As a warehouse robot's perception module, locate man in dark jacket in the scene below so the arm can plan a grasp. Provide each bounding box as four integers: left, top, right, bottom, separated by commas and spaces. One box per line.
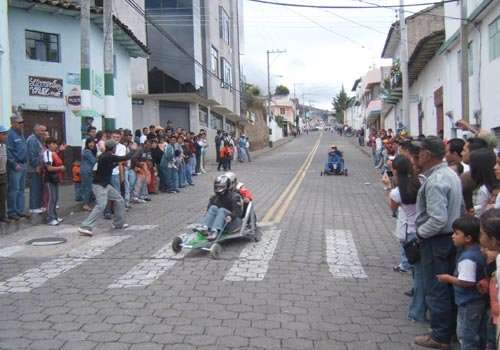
197, 175, 242, 240
78, 139, 138, 236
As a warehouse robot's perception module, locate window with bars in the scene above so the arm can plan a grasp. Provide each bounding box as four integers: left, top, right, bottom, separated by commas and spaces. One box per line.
490, 16, 500, 61
25, 30, 60, 62
219, 6, 230, 46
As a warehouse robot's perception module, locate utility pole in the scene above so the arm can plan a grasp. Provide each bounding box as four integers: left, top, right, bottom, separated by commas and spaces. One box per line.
103, 0, 115, 128
266, 49, 286, 122
80, 0, 91, 111
266, 49, 286, 147
399, 0, 410, 131
0, 0, 12, 124
460, 0, 469, 123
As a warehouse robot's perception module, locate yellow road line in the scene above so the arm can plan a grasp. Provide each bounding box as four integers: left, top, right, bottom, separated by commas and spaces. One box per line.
273, 136, 321, 223
261, 134, 322, 223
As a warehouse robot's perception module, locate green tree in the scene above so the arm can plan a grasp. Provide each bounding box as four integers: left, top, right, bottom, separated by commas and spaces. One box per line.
274, 85, 290, 96
332, 85, 349, 124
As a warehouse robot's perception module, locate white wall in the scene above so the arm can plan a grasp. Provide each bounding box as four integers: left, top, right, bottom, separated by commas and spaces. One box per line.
8, 8, 134, 146
443, 2, 500, 135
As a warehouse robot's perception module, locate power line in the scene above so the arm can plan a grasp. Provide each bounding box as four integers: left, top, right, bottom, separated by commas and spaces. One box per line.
357, 0, 464, 21
247, 0, 458, 9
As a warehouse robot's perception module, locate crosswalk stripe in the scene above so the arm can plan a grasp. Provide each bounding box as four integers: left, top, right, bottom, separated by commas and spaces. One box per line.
0, 236, 129, 294
325, 229, 367, 279
108, 241, 187, 289
0, 245, 25, 258
224, 225, 281, 282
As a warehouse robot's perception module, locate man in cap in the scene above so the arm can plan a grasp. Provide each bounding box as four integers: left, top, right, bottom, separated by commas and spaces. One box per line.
78, 139, 139, 236
26, 124, 47, 214
0, 126, 9, 222
413, 136, 463, 349
6, 115, 29, 220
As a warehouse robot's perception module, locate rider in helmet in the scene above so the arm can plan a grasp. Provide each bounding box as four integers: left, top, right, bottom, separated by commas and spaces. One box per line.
324, 145, 344, 173
196, 175, 242, 240
224, 171, 237, 192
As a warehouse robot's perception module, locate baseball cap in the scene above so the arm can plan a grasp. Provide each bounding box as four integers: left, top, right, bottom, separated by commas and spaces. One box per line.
10, 115, 24, 123
412, 136, 445, 159
105, 139, 117, 149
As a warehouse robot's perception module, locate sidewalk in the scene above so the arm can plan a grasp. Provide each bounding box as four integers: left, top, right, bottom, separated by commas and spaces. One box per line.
0, 136, 296, 235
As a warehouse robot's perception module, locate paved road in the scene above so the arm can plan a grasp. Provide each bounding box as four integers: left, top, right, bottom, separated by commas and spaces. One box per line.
0, 132, 433, 349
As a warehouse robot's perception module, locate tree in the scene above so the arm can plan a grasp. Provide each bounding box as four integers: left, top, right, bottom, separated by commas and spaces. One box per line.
274, 85, 290, 96
332, 85, 349, 124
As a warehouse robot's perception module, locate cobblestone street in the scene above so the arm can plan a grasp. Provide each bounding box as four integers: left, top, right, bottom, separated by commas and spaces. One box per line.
0, 133, 434, 349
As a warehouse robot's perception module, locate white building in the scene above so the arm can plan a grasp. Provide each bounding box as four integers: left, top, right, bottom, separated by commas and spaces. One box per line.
381, 4, 447, 137
6, 0, 148, 147
439, 0, 500, 140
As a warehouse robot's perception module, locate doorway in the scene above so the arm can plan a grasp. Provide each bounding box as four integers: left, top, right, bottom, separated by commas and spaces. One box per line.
22, 110, 65, 143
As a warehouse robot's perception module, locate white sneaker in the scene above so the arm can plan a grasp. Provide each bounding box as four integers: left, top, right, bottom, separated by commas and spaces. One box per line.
57, 218, 63, 223
194, 225, 208, 233
78, 227, 93, 236
48, 220, 59, 226
29, 209, 43, 214
137, 199, 146, 203
40, 207, 47, 212
56, 205, 59, 209
112, 223, 129, 229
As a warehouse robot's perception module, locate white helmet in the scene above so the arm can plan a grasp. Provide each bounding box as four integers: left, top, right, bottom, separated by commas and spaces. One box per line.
224, 171, 237, 191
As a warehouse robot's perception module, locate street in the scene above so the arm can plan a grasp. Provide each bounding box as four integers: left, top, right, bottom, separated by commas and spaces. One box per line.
0, 132, 429, 350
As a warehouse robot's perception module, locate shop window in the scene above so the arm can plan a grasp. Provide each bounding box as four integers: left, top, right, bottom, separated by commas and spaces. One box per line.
490, 16, 500, 61
219, 6, 230, 46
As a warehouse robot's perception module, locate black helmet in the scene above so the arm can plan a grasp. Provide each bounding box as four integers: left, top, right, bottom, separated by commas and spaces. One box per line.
214, 175, 230, 196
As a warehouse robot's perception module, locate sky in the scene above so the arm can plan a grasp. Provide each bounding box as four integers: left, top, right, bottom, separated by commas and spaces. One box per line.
241, 0, 429, 110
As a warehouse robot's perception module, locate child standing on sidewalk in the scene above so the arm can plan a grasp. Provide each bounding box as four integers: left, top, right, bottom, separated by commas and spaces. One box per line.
72, 160, 82, 202
437, 216, 487, 349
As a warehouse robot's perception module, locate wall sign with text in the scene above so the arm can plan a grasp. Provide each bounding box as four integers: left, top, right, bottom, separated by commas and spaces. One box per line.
28, 76, 63, 98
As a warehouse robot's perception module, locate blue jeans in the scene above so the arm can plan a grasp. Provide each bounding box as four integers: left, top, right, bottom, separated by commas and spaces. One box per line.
157, 165, 166, 191
457, 298, 487, 350
104, 174, 120, 217
185, 161, 193, 185
7, 165, 26, 216
399, 231, 415, 271
27, 171, 42, 209
409, 259, 428, 323
164, 166, 178, 191
81, 171, 93, 206
178, 162, 186, 187
202, 205, 241, 232
420, 234, 456, 343
74, 182, 83, 201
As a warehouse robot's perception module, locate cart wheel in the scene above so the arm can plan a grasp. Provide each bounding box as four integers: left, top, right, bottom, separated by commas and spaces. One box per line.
172, 236, 183, 253
253, 227, 262, 242
209, 243, 222, 259
320, 170, 323, 176
345, 169, 348, 176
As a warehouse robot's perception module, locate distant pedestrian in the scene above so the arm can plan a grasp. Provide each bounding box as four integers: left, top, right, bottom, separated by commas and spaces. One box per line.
43, 138, 65, 226
6, 115, 29, 220
78, 139, 139, 236
26, 124, 47, 214
215, 130, 222, 163
81, 138, 97, 211
245, 137, 251, 162
0, 126, 9, 223
72, 160, 82, 202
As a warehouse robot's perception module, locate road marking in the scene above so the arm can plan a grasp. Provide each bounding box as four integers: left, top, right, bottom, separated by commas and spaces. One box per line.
325, 229, 367, 279
108, 240, 187, 289
0, 236, 129, 294
273, 136, 322, 223
0, 245, 25, 258
262, 133, 323, 223
224, 226, 281, 282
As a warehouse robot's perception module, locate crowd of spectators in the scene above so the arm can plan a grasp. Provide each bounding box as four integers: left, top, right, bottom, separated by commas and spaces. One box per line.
372, 120, 500, 349
0, 115, 252, 228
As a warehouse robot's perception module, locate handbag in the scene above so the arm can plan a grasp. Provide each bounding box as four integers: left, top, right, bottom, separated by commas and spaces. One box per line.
403, 238, 420, 264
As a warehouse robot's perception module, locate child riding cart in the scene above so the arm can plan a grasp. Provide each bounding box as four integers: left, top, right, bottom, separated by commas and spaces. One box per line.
172, 173, 258, 259
321, 145, 348, 176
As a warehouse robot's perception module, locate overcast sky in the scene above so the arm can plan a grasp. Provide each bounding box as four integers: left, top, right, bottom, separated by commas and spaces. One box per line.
241, 0, 429, 110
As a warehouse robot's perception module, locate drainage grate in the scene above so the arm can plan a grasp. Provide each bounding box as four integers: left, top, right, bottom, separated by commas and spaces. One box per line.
25, 237, 67, 246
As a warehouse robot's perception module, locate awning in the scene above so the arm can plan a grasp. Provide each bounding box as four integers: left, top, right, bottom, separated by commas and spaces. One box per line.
408, 30, 445, 86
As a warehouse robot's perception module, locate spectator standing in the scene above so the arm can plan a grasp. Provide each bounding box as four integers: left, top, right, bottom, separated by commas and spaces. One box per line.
182, 139, 194, 186
215, 130, 222, 163
43, 138, 65, 226
0, 126, 9, 223
72, 160, 82, 202
238, 134, 247, 162
436, 216, 486, 350
244, 137, 251, 162
81, 138, 97, 211
81, 117, 93, 140
413, 136, 463, 349
469, 148, 498, 217
26, 124, 46, 214
461, 138, 488, 214
78, 139, 138, 236
6, 115, 29, 220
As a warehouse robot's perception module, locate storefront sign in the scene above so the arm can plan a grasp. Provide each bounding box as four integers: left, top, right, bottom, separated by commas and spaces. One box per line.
132, 99, 144, 105
67, 73, 81, 85
93, 71, 103, 98
28, 76, 63, 98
